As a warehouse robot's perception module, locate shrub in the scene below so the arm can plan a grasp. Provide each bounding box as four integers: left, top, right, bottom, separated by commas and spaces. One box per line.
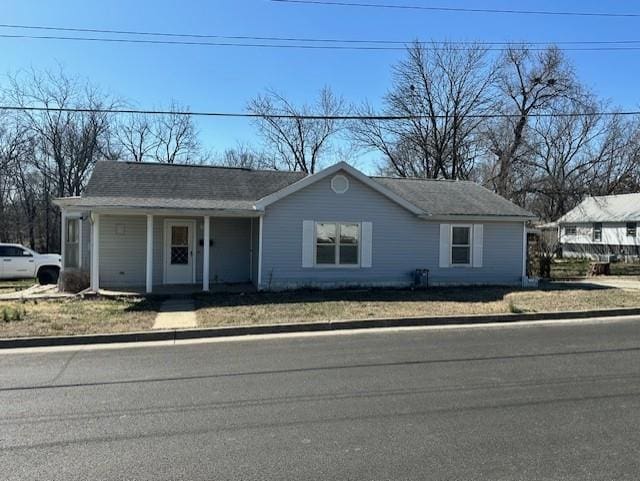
1, 305, 26, 323
508, 299, 525, 314
58, 270, 90, 293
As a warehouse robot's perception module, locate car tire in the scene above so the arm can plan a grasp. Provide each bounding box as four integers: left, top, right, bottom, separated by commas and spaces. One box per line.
37, 267, 59, 285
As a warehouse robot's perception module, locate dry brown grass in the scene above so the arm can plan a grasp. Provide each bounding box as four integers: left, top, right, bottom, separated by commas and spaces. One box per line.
0, 297, 160, 338
0, 278, 37, 294
194, 285, 640, 327
507, 288, 640, 313
2, 285, 638, 339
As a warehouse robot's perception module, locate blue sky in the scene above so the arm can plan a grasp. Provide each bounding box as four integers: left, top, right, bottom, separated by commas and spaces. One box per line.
2, 0, 640, 171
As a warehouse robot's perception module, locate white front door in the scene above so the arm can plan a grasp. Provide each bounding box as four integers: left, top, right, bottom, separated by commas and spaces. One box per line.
164, 220, 195, 284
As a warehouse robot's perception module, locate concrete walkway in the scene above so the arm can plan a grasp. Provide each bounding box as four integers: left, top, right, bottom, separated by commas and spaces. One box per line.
0, 284, 74, 301
571, 277, 640, 291
152, 299, 197, 329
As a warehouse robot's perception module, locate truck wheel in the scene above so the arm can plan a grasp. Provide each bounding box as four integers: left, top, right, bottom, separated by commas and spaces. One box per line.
37, 267, 59, 285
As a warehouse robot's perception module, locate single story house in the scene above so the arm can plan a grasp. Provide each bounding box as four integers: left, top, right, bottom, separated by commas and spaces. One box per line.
53, 161, 536, 293
557, 193, 640, 260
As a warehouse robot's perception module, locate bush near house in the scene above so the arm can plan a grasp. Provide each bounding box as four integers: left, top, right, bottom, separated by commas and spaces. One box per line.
58, 270, 90, 293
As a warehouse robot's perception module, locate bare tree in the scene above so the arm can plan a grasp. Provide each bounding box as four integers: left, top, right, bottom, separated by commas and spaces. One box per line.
217, 142, 273, 169
5, 68, 118, 197
483, 45, 578, 197
524, 97, 606, 220
351, 41, 496, 179
2, 68, 118, 250
587, 113, 640, 196
0, 113, 30, 242
248, 87, 345, 173
116, 113, 156, 162
152, 101, 200, 164
115, 101, 201, 164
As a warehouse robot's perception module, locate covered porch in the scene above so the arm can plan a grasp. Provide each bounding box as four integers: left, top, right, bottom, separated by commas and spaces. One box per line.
59, 207, 263, 294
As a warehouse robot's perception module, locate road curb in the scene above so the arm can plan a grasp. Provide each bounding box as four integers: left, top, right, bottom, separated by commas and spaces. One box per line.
2, 307, 640, 349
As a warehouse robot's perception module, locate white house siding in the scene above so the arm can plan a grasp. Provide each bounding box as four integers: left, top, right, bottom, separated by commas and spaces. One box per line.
560, 222, 640, 259
260, 171, 524, 290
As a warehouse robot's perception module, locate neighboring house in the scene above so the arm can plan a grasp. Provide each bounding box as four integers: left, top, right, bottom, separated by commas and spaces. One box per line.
53, 161, 535, 293
557, 193, 640, 260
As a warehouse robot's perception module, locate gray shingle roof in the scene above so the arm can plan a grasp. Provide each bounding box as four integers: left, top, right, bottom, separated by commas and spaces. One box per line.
373, 177, 535, 218
85, 161, 305, 202
557, 193, 640, 223
78, 161, 534, 218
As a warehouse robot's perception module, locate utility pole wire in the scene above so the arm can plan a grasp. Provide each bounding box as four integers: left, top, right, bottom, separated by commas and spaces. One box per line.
271, 0, 640, 18
4, 33, 640, 52
2, 23, 640, 46
1, 105, 640, 120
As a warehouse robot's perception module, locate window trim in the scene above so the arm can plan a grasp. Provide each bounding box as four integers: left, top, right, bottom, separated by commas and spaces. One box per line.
626, 222, 637, 237
314, 221, 361, 268
450, 224, 472, 267
564, 225, 577, 236
592, 222, 603, 242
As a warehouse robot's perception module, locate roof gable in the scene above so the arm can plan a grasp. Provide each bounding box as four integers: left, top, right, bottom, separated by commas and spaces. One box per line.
254, 162, 424, 215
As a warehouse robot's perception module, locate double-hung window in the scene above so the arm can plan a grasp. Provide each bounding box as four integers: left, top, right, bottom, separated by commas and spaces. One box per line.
315, 223, 359, 266
565, 225, 577, 236
65, 218, 80, 268
593, 223, 602, 242
451, 225, 471, 266
627, 222, 637, 237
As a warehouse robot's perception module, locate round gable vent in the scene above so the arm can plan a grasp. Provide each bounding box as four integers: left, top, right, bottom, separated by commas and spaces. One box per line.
331, 174, 349, 194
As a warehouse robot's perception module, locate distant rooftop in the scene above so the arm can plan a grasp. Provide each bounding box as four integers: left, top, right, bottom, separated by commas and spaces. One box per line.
557, 193, 640, 223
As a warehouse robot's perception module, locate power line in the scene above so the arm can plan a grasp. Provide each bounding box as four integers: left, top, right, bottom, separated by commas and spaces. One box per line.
271, 0, 640, 18
2, 23, 640, 46
5, 33, 640, 52
1, 105, 639, 120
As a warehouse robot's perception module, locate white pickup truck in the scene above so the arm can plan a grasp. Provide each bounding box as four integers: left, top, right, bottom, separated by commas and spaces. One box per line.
0, 243, 62, 284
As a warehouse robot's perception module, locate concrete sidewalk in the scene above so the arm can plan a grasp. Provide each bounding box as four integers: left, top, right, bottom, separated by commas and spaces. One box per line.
570, 277, 640, 291
152, 299, 197, 329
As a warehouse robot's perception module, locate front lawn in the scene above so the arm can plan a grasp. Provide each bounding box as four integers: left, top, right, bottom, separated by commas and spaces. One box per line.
0, 297, 161, 338
2, 285, 639, 339
194, 285, 640, 327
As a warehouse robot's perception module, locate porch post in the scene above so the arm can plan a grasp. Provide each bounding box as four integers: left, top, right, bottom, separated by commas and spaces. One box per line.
521, 221, 527, 287
146, 214, 153, 294
90, 213, 100, 292
60, 209, 67, 272
203, 215, 210, 291
257, 215, 263, 290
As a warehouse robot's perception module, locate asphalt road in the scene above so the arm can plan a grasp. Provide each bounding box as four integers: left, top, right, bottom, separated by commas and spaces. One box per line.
2, 318, 640, 480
